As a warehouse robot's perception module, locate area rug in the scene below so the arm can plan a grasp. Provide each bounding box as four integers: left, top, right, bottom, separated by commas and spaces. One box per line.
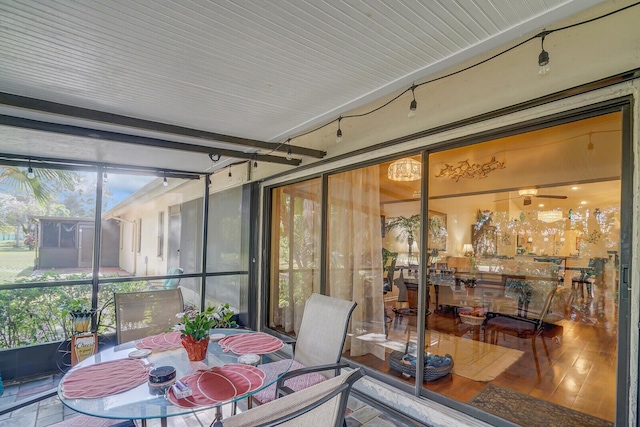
423, 331, 523, 382
356, 331, 523, 382
469, 384, 613, 427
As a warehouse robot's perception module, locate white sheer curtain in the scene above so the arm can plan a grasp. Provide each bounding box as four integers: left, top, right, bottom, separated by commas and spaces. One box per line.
328, 165, 385, 360
270, 181, 322, 335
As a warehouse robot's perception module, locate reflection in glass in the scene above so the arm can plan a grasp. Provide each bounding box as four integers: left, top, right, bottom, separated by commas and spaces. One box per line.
101, 174, 202, 276
423, 113, 620, 423
207, 186, 249, 273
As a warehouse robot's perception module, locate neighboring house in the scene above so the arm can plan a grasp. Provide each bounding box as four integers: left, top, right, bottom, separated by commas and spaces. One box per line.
29, 216, 119, 270
102, 177, 207, 307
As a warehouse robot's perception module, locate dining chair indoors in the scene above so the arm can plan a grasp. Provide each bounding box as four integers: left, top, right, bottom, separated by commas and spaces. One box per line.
114, 288, 184, 344
213, 368, 365, 427
484, 286, 558, 379
252, 293, 357, 405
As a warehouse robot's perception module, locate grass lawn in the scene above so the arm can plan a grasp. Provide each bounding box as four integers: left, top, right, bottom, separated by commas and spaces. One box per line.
0, 240, 36, 284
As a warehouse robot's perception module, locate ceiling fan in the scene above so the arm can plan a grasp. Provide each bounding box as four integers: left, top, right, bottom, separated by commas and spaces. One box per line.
495, 189, 568, 206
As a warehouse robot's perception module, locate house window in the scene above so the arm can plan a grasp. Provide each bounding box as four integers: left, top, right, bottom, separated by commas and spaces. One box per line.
157, 211, 164, 258
41, 221, 76, 248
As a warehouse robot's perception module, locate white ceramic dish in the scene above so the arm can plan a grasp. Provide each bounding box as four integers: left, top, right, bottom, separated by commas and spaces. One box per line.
238, 353, 260, 365
128, 349, 152, 359
209, 333, 226, 342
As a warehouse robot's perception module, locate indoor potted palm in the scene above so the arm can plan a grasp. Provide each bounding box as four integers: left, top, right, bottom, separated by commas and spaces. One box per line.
386, 215, 420, 265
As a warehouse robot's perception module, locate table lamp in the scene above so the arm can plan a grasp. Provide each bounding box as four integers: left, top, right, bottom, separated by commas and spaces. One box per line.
463, 244, 474, 256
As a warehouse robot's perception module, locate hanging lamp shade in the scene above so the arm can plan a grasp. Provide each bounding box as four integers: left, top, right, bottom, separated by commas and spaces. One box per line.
388, 158, 421, 181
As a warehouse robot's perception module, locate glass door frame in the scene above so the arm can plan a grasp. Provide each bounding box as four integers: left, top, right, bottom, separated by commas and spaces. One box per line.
417, 98, 634, 427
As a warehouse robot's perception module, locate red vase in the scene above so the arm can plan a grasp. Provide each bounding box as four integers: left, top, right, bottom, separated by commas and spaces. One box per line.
181, 335, 209, 361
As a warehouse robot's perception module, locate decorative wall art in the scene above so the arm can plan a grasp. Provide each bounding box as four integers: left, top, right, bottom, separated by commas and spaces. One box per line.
428, 211, 447, 251
435, 156, 505, 182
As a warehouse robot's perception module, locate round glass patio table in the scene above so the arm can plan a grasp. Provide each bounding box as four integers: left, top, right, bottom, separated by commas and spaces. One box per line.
58, 328, 293, 424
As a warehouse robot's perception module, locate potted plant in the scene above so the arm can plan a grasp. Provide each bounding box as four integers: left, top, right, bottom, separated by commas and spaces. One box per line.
59, 299, 94, 334
174, 303, 236, 361
386, 215, 420, 265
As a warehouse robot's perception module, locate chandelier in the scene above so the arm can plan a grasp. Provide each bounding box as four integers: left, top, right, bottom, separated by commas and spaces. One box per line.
388, 158, 421, 181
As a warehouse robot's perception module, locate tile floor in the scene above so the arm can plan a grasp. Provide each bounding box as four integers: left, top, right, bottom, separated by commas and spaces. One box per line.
0, 373, 415, 427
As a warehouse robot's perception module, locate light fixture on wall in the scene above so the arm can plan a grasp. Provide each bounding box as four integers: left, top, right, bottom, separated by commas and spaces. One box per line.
587, 132, 594, 156
286, 139, 293, 161
387, 157, 421, 181
26, 160, 35, 179
408, 84, 417, 118
336, 117, 343, 143
538, 31, 550, 76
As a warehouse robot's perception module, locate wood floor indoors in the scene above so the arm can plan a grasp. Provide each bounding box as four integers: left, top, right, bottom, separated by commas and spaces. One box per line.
346, 294, 617, 424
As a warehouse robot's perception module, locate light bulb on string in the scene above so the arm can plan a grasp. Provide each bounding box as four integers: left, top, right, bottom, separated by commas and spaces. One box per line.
586, 132, 595, 157
286, 139, 292, 161
408, 85, 417, 118
336, 117, 343, 143
253, 155, 258, 170
538, 32, 550, 76
26, 160, 35, 179
163, 173, 168, 187
103, 172, 108, 183
227, 166, 232, 183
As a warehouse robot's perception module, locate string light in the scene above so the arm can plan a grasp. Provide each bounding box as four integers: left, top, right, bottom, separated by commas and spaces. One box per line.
276, 3, 636, 153
408, 85, 417, 118
286, 139, 292, 161
538, 31, 550, 76
227, 165, 232, 182
103, 172, 108, 183
26, 160, 35, 179
253, 154, 258, 169
163, 172, 168, 187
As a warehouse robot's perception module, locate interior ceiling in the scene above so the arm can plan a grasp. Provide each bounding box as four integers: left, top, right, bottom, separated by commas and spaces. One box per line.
0, 0, 607, 175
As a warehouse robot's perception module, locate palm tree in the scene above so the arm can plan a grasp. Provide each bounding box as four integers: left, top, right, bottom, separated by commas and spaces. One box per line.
0, 165, 77, 246
0, 165, 75, 205
386, 215, 420, 262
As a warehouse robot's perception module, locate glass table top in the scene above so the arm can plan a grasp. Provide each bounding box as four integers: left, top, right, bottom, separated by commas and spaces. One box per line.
58, 329, 294, 421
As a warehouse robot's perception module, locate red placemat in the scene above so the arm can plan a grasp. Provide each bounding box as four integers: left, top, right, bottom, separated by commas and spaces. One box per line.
61, 359, 152, 399
167, 364, 266, 408
135, 331, 182, 350
218, 332, 283, 354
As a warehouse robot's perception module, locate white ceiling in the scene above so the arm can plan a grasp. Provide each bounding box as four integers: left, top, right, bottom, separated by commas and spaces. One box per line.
0, 0, 607, 175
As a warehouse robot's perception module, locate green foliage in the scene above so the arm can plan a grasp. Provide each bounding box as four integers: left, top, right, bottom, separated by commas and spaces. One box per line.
386, 215, 420, 243
176, 303, 236, 341
0, 273, 146, 349
58, 298, 92, 316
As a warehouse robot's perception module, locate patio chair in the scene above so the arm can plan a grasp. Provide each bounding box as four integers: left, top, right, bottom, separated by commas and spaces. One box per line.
162, 266, 184, 290
213, 368, 365, 427
252, 293, 357, 405
114, 288, 184, 344
147, 266, 184, 290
